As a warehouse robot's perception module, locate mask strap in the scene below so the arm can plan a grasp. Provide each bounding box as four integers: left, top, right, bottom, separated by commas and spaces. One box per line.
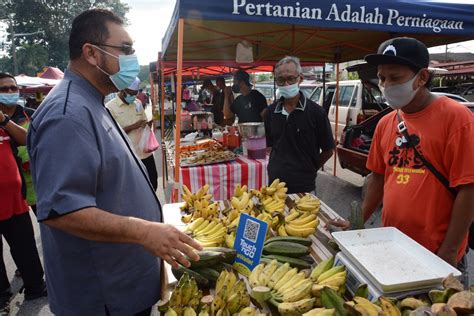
91, 45, 119, 60
96, 65, 111, 77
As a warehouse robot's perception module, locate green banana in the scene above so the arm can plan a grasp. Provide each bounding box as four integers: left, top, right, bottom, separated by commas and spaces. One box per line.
310, 256, 335, 281
320, 287, 348, 316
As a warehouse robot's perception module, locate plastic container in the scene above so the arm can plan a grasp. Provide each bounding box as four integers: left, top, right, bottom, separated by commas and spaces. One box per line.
332, 227, 461, 293
247, 136, 266, 159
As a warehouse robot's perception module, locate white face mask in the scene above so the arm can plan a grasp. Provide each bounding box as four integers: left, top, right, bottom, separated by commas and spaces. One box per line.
379, 73, 420, 110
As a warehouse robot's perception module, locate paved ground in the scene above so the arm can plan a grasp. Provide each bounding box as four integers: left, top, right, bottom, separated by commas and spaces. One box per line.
4, 146, 470, 315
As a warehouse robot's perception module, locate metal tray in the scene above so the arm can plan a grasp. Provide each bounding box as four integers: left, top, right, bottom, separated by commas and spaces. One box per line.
332, 227, 461, 293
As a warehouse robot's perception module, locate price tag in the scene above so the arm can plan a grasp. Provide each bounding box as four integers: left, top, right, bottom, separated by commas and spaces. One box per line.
232, 213, 268, 277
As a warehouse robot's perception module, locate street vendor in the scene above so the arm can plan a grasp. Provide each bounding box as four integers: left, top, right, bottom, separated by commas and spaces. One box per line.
333, 37, 474, 272
106, 77, 158, 191
27, 9, 201, 316
213, 76, 234, 126
265, 56, 335, 194
225, 69, 267, 123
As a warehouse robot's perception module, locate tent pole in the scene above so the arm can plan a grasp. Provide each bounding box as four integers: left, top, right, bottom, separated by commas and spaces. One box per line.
173, 18, 184, 202
333, 62, 340, 177
159, 53, 167, 191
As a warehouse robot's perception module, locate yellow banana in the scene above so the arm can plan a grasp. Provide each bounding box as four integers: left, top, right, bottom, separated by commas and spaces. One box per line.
195, 220, 218, 236
189, 219, 208, 233
268, 262, 290, 288
274, 267, 298, 291
289, 214, 317, 225
303, 308, 336, 316
282, 279, 312, 302
379, 297, 401, 316
316, 265, 345, 283
249, 263, 265, 288
285, 224, 316, 237
286, 208, 301, 222
278, 224, 288, 236
278, 271, 306, 294
278, 298, 316, 315
258, 259, 279, 287
225, 232, 235, 248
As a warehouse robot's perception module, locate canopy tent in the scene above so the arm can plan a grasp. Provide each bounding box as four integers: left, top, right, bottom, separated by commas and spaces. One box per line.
159, 0, 474, 197
39, 66, 64, 80
15, 74, 60, 94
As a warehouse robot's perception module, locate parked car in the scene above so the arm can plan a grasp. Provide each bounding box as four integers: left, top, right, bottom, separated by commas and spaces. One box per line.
308, 63, 387, 139
432, 92, 468, 103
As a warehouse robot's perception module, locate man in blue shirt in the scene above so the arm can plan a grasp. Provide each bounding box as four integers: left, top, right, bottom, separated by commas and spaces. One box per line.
27, 9, 201, 316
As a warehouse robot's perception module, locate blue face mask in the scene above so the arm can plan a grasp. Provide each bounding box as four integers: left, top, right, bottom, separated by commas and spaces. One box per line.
124, 93, 136, 104
94, 46, 140, 91
0, 92, 19, 106
278, 83, 300, 99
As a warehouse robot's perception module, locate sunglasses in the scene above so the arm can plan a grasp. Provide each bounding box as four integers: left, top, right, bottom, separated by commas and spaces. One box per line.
0, 86, 19, 93
91, 43, 135, 55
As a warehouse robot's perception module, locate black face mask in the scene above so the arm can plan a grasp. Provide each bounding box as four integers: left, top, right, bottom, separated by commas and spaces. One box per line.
232, 83, 241, 94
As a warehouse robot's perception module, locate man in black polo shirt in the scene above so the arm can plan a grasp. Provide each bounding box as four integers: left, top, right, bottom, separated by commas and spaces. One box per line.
265, 56, 335, 194
225, 69, 267, 123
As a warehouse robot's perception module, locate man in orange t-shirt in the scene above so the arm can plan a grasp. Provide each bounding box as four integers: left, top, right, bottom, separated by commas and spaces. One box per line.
361, 37, 474, 268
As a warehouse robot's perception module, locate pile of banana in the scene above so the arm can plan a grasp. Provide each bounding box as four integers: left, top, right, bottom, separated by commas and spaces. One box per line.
260, 236, 313, 270
276, 208, 320, 238
201, 268, 260, 316
160, 272, 203, 316
230, 185, 254, 213
255, 179, 288, 213
295, 194, 321, 213
185, 219, 227, 247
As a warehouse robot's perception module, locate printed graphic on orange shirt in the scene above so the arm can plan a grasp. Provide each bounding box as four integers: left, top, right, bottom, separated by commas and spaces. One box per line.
389, 132, 426, 184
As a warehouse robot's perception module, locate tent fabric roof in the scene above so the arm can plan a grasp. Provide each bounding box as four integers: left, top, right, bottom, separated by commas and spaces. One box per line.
39, 67, 64, 80
162, 0, 473, 64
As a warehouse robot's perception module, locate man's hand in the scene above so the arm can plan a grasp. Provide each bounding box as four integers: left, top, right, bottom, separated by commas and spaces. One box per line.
124, 120, 147, 133
141, 222, 203, 269
326, 218, 351, 231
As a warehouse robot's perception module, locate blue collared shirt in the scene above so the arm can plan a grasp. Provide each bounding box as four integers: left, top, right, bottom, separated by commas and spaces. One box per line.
27, 69, 162, 315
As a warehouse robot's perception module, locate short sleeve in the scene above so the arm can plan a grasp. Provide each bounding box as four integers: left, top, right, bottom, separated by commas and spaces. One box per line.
264, 106, 273, 147
28, 117, 100, 221
445, 120, 474, 187
367, 120, 386, 175
230, 98, 238, 114
257, 92, 268, 113
316, 108, 335, 152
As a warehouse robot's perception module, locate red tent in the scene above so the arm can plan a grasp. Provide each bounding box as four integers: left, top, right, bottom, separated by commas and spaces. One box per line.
39, 67, 64, 80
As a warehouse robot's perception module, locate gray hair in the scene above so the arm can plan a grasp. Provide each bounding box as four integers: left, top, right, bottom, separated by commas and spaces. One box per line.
275, 56, 302, 75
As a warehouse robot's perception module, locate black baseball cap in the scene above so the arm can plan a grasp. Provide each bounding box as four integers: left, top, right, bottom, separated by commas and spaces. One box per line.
365, 37, 429, 71
234, 69, 251, 86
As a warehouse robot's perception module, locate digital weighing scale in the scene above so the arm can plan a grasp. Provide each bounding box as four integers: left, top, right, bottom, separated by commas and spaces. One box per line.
335, 252, 442, 301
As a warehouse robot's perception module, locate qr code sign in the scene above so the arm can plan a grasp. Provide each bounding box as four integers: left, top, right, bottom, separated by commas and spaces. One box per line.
243, 219, 260, 243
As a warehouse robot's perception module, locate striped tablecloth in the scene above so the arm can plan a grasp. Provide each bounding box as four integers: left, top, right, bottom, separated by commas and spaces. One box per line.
178, 155, 268, 201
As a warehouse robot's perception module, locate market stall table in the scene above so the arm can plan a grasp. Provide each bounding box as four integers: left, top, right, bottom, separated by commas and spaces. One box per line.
164, 141, 268, 202
161, 193, 343, 292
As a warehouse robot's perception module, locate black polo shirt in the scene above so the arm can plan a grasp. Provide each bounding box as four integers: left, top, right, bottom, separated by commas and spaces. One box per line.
231, 90, 267, 123
265, 92, 335, 193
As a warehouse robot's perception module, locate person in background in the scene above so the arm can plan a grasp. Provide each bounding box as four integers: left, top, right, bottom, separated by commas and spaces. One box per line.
265, 56, 335, 194
198, 79, 218, 106
332, 37, 474, 278
0, 73, 36, 212
213, 76, 234, 126
107, 77, 158, 191
28, 9, 201, 315
137, 88, 149, 106
226, 69, 267, 123
0, 109, 46, 314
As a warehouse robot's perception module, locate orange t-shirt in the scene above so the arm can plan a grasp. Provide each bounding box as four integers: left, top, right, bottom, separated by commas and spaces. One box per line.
367, 96, 474, 262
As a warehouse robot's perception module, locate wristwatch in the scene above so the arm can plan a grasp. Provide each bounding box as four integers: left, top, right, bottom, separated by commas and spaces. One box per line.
0, 115, 10, 127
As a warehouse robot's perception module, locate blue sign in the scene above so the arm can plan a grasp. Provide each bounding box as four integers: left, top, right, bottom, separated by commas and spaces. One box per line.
233, 213, 268, 277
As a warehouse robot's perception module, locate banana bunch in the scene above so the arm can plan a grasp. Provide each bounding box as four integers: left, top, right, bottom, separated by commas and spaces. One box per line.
295, 194, 321, 214
164, 272, 203, 316
277, 208, 319, 238
204, 269, 253, 316
182, 199, 221, 224
311, 264, 347, 295
234, 184, 248, 198
249, 260, 315, 315
181, 184, 212, 212
185, 218, 227, 247
261, 179, 288, 199
230, 191, 254, 214
345, 297, 385, 316
225, 231, 236, 248
303, 308, 335, 316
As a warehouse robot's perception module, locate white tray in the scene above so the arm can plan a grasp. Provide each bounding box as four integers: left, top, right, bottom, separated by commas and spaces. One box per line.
332, 227, 461, 293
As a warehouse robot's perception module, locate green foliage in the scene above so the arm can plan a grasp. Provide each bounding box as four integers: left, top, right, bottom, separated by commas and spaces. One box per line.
138, 64, 150, 88
347, 71, 359, 80
1, 0, 129, 74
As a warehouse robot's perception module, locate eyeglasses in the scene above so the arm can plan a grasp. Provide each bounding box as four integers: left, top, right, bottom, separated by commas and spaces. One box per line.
275, 76, 300, 86
91, 43, 135, 55
0, 85, 19, 93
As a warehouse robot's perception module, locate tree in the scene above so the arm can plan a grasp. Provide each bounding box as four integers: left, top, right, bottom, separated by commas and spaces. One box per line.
16, 44, 49, 76
138, 65, 150, 88
0, 0, 129, 73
